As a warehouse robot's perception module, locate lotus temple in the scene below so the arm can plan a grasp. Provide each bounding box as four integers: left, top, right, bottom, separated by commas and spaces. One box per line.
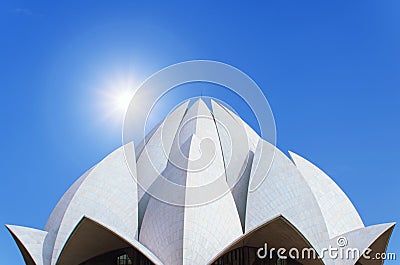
6, 99, 394, 265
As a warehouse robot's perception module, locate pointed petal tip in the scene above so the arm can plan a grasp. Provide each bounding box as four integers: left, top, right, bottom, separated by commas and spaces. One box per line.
186, 97, 212, 117
177, 99, 191, 110
179, 133, 201, 149
210, 99, 236, 114
287, 150, 302, 164
210, 98, 221, 108
5, 224, 23, 232
287, 150, 300, 158
379, 222, 396, 230
125, 141, 135, 148
210, 99, 229, 114
196, 97, 209, 109
4, 224, 14, 233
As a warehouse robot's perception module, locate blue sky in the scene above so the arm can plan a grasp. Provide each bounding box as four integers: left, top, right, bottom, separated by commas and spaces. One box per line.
0, 1, 399, 264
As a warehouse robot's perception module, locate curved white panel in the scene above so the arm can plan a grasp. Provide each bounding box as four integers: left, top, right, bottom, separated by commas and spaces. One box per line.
43, 167, 94, 265
49, 143, 138, 265
326, 223, 395, 265
181, 100, 243, 264
211, 100, 251, 186
140, 99, 243, 265
289, 151, 364, 238
136, 100, 189, 202
6, 225, 48, 265
246, 140, 330, 254
211, 99, 259, 152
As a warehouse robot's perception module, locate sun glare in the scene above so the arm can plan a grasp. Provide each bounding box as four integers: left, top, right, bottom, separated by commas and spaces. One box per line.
114, 90, 133, 112
99, 74, 137, 125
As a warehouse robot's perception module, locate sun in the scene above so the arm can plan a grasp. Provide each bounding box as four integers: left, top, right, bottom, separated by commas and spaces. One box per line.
98, 74, 137, 124
106, 87, 135, 121
113, 89, 133, 112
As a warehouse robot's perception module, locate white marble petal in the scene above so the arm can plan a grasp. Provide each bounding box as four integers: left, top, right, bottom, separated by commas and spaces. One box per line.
6, 225, 48, 265
49, 143, 139, 265
246, 140, 330, 254
289, 151, 364, 239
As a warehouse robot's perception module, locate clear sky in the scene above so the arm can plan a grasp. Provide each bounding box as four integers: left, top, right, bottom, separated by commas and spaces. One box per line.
0, 1, 399, 264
